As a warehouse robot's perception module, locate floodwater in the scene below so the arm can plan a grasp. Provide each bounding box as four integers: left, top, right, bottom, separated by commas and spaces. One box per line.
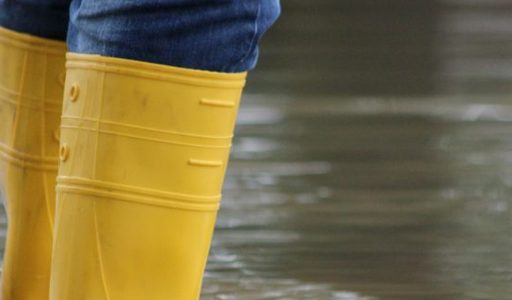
201, 96, 512, 300
201, 1, 512, 299
2, 1, 512, 299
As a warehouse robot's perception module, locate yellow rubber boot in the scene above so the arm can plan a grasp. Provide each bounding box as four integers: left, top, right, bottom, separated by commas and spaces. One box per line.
0, 27, 66, 299
50, 53, 247, 300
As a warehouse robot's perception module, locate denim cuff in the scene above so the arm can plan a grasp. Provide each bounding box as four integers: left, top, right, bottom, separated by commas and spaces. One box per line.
0, 1, 69, 41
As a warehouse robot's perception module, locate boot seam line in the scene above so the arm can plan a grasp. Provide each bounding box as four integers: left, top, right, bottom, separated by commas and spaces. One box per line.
57, 183, 221, 212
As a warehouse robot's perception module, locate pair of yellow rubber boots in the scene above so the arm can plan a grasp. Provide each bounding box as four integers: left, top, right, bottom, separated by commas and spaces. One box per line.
0, 27, 246, 300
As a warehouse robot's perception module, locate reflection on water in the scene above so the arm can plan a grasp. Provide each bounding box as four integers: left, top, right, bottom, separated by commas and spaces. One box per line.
201, 96, 512, 299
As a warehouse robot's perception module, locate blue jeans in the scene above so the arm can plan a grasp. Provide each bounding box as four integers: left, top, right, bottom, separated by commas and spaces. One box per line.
0, 0, 280, 72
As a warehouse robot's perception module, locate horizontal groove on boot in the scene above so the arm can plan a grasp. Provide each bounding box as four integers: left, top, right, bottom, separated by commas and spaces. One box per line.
57, 176, 221, 212
0, 88, 62, 112
0, 148, 58, 172
0, 143, 59, 163
66, 53, 247, 89
0, 27, 66, 55
60, 116, 233, 148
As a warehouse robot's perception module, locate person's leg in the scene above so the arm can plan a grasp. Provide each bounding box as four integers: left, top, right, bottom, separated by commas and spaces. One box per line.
66, 0, 279, 72
0, 1, 69, 299
0, 0, 70, 40
50, 1, 279, 299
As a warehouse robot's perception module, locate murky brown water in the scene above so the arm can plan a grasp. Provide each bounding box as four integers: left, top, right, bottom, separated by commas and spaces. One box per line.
200, 96, 512, 300
201, 1, 512, 299
2, 1, 512, 299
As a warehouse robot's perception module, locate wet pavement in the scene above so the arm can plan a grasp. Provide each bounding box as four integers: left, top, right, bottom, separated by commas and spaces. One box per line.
2, 1, 512, 299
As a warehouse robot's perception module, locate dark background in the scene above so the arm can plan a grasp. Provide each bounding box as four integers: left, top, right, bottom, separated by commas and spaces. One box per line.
248, 0, 512, 97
